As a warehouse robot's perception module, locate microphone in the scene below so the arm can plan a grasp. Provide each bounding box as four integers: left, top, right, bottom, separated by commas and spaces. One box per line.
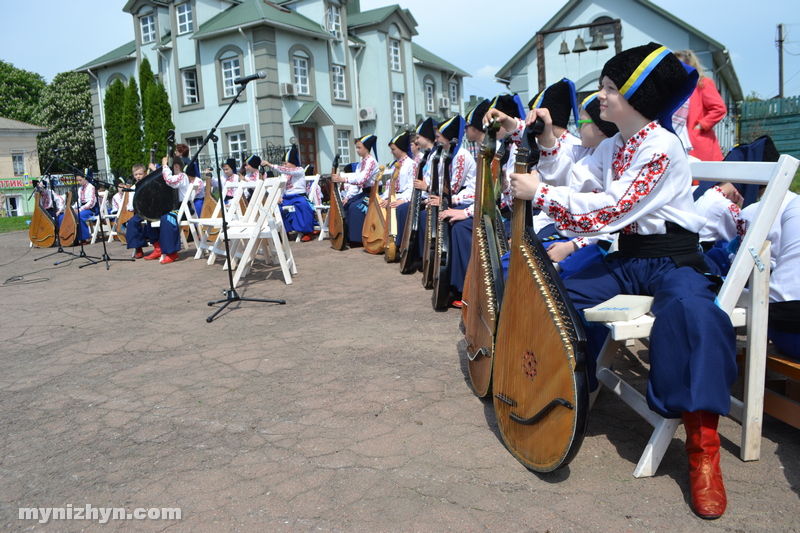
234, 72, 266, 85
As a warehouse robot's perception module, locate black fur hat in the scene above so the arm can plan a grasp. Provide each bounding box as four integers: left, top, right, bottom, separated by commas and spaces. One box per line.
465, 99, 491, 129
181, 157, 197, 177
284, 144, 301, 166
489, 93, 526, 120
224, 158, 237, 173
601, 42, 697, 128
245, 154, 261, 169
528, 78, 579, 129
416, 117, 439, 143
581, 92, 619, 138
389, 129, 413, 155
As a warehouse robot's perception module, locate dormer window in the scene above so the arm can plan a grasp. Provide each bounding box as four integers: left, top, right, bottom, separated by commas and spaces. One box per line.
177, 3, 194, 35
140, 14, 156, 44
327, 4, 341, 34
389, 39, 401, 72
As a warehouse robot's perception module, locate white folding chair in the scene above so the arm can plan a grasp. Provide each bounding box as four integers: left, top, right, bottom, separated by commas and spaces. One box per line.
590, 154, 800, 478
188, 181, 251, 260
89, 191, 114, 244
228, 178, 297, 286
206, 179, 269, 266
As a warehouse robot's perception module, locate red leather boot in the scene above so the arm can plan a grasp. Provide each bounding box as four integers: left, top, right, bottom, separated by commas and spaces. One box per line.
144, 241, 162, 260
682, 410, 727, 519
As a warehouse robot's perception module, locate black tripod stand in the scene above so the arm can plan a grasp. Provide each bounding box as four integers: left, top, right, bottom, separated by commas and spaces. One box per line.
33, 151, 88, 264
184, 75, 285, 323
78, 175, 134, 270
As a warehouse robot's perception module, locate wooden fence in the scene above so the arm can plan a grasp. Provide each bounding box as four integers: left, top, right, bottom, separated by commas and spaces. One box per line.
739, 96, 800, 158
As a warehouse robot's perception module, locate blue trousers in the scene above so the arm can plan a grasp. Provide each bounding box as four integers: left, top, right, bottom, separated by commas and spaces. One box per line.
126, 212, 181, 254
563, 256, 738, 418
281, 194, 315, 234
345, 191, 369, 243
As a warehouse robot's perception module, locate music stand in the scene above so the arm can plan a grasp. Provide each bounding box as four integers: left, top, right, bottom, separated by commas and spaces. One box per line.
183, 77, 285, 323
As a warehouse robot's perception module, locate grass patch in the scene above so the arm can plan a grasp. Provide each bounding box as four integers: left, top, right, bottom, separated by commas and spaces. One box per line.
792, 167, 800, 194
0, 216, 32, 234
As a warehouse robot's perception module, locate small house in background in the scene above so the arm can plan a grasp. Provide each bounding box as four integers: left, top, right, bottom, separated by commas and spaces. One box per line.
0, 117, 47, 216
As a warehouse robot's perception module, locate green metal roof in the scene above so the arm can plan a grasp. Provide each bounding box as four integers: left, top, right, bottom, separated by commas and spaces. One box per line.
76, 40, 136, 71
288, 101, 334, 127
347, 5, 398, 27
348, 33, 366, 45
193, 0, 329, 40
412, 42, 469, 78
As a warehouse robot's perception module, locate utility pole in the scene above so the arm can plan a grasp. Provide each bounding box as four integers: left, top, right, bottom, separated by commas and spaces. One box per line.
777, 23, 785, 98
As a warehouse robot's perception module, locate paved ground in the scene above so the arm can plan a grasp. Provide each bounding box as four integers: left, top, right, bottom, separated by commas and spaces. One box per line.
0, 230, 798, 533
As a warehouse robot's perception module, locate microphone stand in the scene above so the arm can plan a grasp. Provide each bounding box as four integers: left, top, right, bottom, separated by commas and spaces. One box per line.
184, 79, 285, 323
79, 175, 135, 270
34, 152, 81, 262
50, 158, 100, 266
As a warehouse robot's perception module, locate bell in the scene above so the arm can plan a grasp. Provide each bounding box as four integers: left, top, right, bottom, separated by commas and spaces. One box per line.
589, 31, 609, 51
559, 40, 570, 55
572, 35, 587, 53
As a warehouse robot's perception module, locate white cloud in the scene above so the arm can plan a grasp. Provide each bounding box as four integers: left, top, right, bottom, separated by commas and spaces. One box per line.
474, 65, 500, 80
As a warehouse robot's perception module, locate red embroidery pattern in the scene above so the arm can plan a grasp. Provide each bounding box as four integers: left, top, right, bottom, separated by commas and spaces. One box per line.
452, 153, 466, 192
611, 121, 657, 180
545, 151, 670, 234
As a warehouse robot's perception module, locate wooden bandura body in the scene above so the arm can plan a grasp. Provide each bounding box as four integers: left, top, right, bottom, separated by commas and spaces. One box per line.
399, 149, 430, 274
491, 136, 589, 472
114, 189, 133, 244
465, 123, 506, 397
383, 161, 401, 262
327, 154, 347, 250
200, 177, 219, 242
361, 165, 387, 254
29, 191, 56, 248
431, 144, 455, 310
58, 191, 78, 247
421, 145, 444, 289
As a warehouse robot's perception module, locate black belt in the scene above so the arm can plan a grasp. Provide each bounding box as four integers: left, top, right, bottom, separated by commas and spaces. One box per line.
611, 222, 708, 273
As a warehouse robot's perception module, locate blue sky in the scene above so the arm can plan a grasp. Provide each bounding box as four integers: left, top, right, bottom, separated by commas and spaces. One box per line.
2, 0, 798, 100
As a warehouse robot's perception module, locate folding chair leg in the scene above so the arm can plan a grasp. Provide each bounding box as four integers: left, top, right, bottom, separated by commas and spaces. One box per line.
632, 417, 681, 478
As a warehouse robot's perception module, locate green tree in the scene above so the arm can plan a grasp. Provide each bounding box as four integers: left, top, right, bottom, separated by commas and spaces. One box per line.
104, 77, 126, 179
121, 76, 144, 173
0, 60, 46, 124
35, 71, 96, 172
144, 82, 175, 162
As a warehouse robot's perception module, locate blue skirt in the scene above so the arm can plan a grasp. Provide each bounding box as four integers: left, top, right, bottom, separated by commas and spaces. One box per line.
394, 201, 410, 247
282, 193, 315, 234
449, 214, 473, 293
563, 256, 738, 418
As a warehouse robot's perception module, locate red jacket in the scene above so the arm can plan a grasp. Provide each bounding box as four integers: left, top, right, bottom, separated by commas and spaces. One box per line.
687, 77, 727, 161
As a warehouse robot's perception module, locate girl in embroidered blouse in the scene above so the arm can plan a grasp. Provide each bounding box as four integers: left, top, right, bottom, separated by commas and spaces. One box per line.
509, 43, 736, 521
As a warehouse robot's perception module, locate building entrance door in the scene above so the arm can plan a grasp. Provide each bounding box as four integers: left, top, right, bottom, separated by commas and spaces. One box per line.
297, 127, 317, 174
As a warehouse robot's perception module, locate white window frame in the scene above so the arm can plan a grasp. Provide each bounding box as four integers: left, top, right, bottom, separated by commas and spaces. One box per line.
392, 93, 405, 125
177, 2, 194, 35
425, 81, 435, 114
327, 4, 341, 33
221, 57, 241, 98
5, 195, 22, 217
389, 39, 401, 72
449, 82, 458, 105
182, 69, 198, 105
12, 152, 25, 175
140, 14, 156, 44
186, 137, 203, 156
293, 56, 310, 95
228, 132, 247, 163
332, 65, 346, 100
336, 130, 351, 164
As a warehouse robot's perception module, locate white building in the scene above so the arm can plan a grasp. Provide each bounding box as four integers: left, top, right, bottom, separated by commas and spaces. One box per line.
77, 0, 469, 175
